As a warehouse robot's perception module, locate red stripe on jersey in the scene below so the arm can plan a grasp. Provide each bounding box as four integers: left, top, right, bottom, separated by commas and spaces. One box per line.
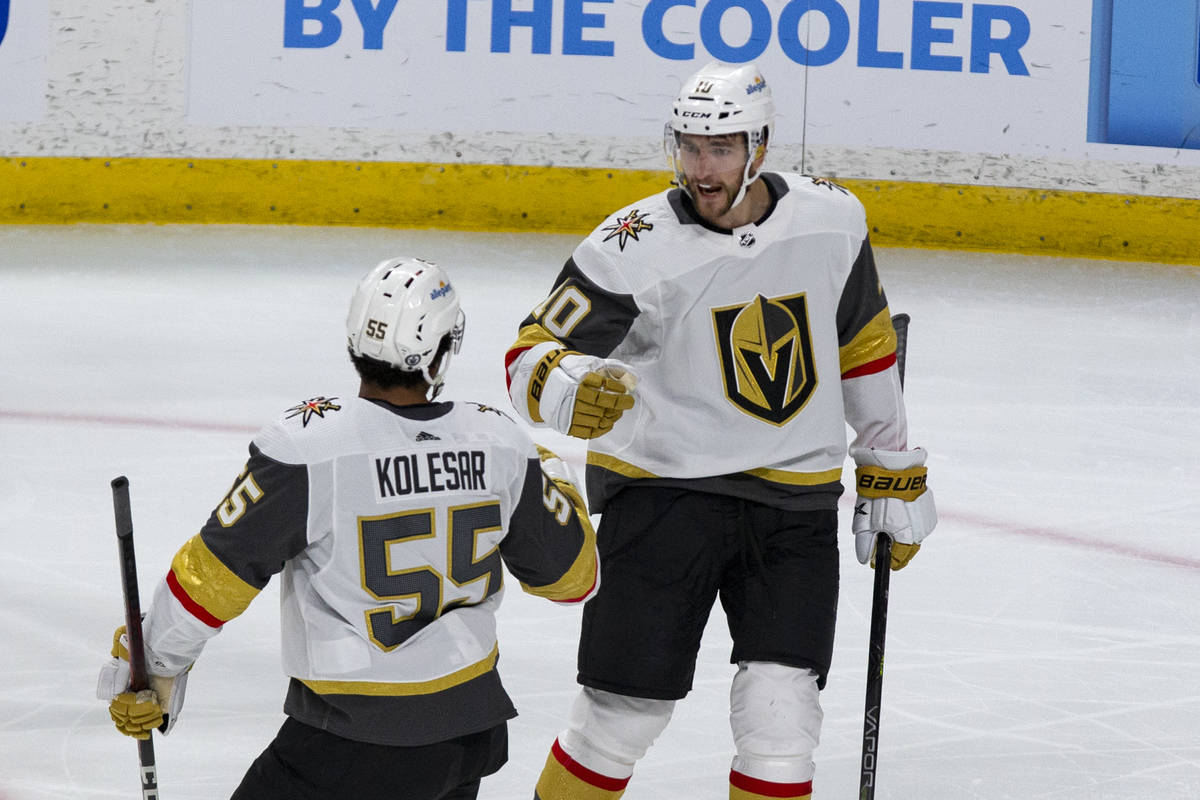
551, 738, 631, 791
841, 351, 896, 380
729, 769, 813, 797
166, 569, 225, 629
504, 346, 531, 390
561, 573, 599, 604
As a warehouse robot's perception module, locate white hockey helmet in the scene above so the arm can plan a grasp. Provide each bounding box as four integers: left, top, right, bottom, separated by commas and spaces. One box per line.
346, 256, 465, 398
665, 60, 775, 208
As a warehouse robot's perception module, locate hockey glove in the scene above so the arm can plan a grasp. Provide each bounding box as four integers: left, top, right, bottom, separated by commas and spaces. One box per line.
850, 446, 937, 570
97, 625, 189, 738
529, 349, 636, 439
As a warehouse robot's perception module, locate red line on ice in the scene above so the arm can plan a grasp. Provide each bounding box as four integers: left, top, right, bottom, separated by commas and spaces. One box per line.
0, 409, 258, 435
945, 509, 1200, 571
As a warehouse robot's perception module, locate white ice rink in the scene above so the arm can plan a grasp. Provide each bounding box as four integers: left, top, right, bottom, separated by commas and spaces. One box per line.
1, 223, 1198, 799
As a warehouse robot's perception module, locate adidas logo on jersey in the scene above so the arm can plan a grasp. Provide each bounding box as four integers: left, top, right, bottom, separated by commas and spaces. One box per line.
415, 431, 441, 441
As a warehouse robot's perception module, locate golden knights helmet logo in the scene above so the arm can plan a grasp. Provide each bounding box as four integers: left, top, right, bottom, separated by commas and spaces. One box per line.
712, 293, 817, 425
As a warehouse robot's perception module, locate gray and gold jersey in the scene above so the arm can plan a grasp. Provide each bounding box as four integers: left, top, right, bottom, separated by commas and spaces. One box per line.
143, 396, 597, 746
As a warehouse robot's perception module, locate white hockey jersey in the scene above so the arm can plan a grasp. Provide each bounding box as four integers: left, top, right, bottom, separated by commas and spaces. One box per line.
506, 172, 906, 512
142, 396, 597, 746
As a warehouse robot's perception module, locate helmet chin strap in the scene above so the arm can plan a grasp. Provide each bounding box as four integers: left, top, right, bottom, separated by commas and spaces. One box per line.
728, 164, 754, 211
730, 133, 767, 213
421, 353, 450, 401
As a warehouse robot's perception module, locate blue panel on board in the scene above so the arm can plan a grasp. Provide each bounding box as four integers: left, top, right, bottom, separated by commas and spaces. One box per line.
1088, 0, 1200, 149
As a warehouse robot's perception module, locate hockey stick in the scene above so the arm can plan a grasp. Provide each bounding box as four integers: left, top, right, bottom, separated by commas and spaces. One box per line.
111, 476, 161, 800
858, 312, 909, 800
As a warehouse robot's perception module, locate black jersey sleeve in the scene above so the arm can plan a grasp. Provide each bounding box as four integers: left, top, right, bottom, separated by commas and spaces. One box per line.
508, 257, 640, 359
164, 443, 310, 627
835, 236, 898, 378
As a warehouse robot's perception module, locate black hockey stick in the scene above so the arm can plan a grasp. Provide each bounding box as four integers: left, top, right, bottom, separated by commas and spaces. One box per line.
858, 312, 909, 800
111, 476, 161, 800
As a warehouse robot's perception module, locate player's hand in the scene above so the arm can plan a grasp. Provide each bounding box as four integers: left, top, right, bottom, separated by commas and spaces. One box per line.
107, 689, 163, 740
535, 444, 583, 489
850, 446, 937, 570
96, 625, 189, 738
529, 350, 637, 439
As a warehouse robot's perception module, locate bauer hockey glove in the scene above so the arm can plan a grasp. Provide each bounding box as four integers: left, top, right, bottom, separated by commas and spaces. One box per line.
528, 349, 637, 439
96, 625, 189, 739
850, 446, 938, 570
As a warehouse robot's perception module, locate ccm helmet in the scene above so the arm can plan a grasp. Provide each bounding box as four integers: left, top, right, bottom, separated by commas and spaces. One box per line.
346, 256, 465, 398
665, 61, 775, 208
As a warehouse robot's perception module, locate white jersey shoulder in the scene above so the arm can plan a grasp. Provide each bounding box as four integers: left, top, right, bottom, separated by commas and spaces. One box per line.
780, 173, 868, 236
573, 173, 866, 296
253, 396, 534, 467
573, 188, 675, 295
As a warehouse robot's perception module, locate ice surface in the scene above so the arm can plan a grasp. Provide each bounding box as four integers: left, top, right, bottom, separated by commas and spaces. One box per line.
1, 224, 1197, 799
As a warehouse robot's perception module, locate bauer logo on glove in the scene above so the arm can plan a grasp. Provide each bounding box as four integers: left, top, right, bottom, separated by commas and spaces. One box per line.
855, 468, 927, 499
526, 348, 637, 440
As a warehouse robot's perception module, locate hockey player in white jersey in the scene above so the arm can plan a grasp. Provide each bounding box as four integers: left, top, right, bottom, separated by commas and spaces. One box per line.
97, 256, 599, 800
505, 62, 937, 799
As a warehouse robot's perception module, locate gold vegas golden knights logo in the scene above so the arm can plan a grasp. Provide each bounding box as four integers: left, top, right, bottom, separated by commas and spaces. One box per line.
712, 293, 817, 426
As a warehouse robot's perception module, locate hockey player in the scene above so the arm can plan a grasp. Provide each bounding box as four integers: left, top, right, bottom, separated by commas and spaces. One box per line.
97, 256, 600, 800
504, 62, 937, 799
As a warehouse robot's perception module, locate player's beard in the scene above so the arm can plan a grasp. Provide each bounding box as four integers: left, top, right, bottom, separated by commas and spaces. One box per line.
688, 177, 739, 224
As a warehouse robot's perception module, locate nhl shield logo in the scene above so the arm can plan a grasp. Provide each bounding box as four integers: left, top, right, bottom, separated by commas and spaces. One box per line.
712, 293, 817, 426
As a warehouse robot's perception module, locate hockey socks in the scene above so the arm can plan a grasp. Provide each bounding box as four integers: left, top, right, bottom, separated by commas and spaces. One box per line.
533, 750, 816, 800
729, 770, 813, 800
534, 738, 631, 800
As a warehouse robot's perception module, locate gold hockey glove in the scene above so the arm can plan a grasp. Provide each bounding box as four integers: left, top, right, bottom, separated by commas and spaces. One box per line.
97, 625, 189, 738
527, 349, 637, 440
568, 371, 636, 438
109, 690, 163, 740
